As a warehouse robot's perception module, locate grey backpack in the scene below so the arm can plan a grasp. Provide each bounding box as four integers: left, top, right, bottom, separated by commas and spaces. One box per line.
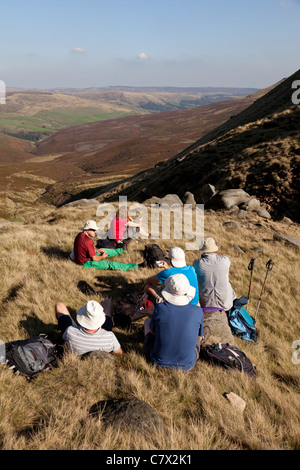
5, 334, 58, 381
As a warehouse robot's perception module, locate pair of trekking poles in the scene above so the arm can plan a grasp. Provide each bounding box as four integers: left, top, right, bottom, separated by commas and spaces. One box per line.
246, 258, 273, 320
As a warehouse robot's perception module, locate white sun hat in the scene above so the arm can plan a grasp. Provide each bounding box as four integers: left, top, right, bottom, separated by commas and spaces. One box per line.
76, 300, 106, 330
82, 220, 99, 231
162, 273, 195, 306
199, 237, 218, 253
169, 247, 186, 268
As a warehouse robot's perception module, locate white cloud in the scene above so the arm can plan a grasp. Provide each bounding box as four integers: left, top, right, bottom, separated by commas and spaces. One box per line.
71, 47, 86, 54
138, 52, 149, 60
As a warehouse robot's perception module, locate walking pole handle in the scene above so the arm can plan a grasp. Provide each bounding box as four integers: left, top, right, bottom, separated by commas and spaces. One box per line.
266, 259, 273, 271
248, 258, 256, 271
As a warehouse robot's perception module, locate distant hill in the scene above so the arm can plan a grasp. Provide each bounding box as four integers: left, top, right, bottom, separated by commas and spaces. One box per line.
36, 85, 276, 207
0, 91, 136, 141
95, 69, 300, 222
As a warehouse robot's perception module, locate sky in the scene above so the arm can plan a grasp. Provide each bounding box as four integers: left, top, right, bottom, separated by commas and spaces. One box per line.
1, 0, 299, 90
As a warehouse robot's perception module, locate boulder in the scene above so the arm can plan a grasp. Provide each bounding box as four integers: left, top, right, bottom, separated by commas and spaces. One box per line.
237, 209, 248, 219
273, 233, 300, 248
159, 194, 183, 206
143, 196, 160, 206
143, 194, 183, 207
183, 191, 196, 207
89, 398, 164, 434
64, 198, 99, 207
223, 220, 239, 230
255, 208, 271, 219
245, 198, 261, 212
228, 205, 240, 216
203, 311, 235, 344
206, 189, 251, 210
199, 184, 216, 204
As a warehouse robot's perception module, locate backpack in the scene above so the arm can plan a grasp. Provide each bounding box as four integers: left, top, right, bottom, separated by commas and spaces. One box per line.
113, 291, 155, 329
200, 343, 256, 378
143, 244, 169, 268
96, 238, 118, 249
227, 297, 257, 343
4, 334, 58, 381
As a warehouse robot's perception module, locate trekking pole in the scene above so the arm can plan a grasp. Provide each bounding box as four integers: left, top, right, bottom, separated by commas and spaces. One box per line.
254, 259, 273, 320
246, 258, 256, 313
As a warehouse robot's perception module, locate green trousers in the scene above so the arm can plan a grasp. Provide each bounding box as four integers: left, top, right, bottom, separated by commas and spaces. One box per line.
82, 248, 139, 271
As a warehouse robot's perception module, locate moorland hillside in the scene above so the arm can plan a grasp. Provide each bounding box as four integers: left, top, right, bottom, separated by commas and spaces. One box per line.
96, 69, 300, 222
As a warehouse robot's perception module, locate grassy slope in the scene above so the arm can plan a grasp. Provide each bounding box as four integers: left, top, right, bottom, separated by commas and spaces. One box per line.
0, 203, 299, 450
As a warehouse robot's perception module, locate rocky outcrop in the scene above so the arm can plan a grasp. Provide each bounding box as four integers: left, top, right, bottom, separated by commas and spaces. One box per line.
205, 189, 251, 210
143, 194, 183, 206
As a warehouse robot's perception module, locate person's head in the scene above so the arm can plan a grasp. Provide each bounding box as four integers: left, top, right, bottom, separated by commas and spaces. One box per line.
199, 237, 218, 254
161, 273, 195, 306
169, 247, 186, 268
76, 300, 106, 331
82, 220, 99, 238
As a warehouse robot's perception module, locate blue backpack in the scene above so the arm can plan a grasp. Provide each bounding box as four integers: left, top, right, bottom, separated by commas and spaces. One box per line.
227, 297, 257, 343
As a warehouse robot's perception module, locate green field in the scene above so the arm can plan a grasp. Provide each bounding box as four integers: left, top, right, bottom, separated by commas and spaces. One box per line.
34, 107, 133, 128
0, 108, 134, 141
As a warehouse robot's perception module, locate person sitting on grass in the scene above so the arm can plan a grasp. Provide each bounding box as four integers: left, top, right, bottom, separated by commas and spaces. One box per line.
143, 246, 199, 305
73, 220, 139, 271
55, 299, 123, 356
193, 237, 236, 312
108, 206, 150, 251
142, 274, 206, 371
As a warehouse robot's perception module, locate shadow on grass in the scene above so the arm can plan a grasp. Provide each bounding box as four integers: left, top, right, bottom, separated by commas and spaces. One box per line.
19, 307, 77, 345
40, 246, 70, 260
94, 275, 143, 299
2, 283, 24, 303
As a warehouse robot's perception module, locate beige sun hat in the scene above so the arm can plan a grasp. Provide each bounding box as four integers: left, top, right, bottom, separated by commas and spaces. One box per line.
200, 237, 218, 253
162, 274, 195, 306
82, 220, 99, 231
76, 300, 106, 330
169, 247, 186, 268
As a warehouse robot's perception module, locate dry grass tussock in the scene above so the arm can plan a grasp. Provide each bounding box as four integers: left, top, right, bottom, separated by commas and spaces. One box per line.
0, 203, 299, 450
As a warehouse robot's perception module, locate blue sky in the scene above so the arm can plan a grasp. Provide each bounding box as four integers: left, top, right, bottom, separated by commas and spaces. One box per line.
1, 0, 299, 89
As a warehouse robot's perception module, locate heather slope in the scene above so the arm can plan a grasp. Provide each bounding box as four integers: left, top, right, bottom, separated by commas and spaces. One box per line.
96, 70, 300, 222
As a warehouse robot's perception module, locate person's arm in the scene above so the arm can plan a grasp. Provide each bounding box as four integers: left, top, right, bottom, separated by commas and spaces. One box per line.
125, 220, 140, 228
158, 260, 170, 270
143, 274, 161, 292
114, 347, 123, 355
91, 250, 108, 261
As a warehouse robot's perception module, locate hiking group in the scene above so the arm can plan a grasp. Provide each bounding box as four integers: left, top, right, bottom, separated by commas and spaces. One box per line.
59, 216, 237, 372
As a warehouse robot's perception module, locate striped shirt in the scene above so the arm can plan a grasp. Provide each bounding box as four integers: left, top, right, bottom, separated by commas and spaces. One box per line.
62, 325, 121, 356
